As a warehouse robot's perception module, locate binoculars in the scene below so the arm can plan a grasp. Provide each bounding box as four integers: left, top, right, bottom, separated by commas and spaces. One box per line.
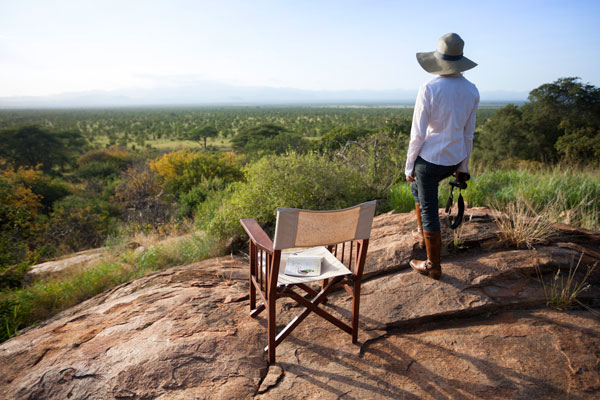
449, 172, 470, 190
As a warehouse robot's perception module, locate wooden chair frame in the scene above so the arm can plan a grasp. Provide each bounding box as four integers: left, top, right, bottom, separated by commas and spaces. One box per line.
240, 218, 370, 364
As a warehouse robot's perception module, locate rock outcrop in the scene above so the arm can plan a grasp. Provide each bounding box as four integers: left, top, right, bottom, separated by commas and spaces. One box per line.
26, 248, 106, 279
1, 209, 599, 399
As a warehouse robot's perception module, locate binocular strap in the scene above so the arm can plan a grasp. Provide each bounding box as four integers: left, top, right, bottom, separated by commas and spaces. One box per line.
445, 187, 465, 230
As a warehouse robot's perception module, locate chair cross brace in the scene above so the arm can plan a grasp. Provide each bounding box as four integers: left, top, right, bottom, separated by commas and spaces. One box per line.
263, 275, 350, 353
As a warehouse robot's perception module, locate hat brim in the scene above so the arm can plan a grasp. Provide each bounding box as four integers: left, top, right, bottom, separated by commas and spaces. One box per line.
416, 52, 477, 75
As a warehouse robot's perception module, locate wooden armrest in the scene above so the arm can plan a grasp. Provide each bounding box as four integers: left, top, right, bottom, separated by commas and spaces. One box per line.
240, 218, 274, 253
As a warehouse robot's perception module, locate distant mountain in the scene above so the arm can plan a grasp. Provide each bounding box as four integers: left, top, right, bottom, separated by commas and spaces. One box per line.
0, 82, 528, 109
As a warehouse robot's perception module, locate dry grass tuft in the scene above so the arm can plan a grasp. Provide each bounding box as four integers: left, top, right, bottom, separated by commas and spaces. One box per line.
492, 200, 558, 249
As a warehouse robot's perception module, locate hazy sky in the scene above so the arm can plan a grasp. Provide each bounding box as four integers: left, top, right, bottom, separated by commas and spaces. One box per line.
1, 0, 599, 97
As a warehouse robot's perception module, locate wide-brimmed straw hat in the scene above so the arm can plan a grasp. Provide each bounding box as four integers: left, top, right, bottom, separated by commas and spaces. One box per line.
417, 33, 477, 75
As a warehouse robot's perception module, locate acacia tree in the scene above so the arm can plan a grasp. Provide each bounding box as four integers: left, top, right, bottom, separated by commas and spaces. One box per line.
187, 125, 218, 148
230, 124, 287, 151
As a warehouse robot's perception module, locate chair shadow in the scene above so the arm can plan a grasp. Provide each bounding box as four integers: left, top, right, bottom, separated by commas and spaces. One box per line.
253, 311, 581, 399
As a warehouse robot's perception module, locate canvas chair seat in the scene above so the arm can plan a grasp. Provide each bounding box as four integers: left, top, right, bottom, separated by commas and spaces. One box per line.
240, 200, 376, 363
261, 246, 352, 286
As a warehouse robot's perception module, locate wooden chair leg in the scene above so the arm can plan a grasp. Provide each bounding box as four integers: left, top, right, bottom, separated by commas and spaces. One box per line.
267, 298, 277, 363
321, 278, 329, 303
250, 277, 256, 312
351, 282, 361, 343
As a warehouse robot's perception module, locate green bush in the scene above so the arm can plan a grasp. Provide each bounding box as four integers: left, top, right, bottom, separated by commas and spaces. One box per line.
0, 262, 30, 290
113, 164, 171, 226
476, 78, 600, 164
317, 127, 371, 152
333, 132, 406, 203
204, 152, 373, 241
150, 150, 244, 196
76, 146, 134, 179
48, 195, 116, 253
28, 176, 72, 213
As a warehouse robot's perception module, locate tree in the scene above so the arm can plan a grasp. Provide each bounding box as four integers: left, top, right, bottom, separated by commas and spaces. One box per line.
229, 124, 308, 156
477, 104, 541, 162
0, 125, 86, 173
231, 124, 287, 151
477, 77, 600, 164
523, 77, 600, 162
187, 125, 219, 148
317, 127, 372, 153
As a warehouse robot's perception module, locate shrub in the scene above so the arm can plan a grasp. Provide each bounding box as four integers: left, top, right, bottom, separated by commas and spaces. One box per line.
334, 132, 405, 203
76, 146, 134, 179
150, 150, 244, 195
0, 162, 44, 268
317, 127, 372, 152
204, 152, 373, 241
47, 195, 116, 254
0, 262, 30, 290
113, 164, 171, 226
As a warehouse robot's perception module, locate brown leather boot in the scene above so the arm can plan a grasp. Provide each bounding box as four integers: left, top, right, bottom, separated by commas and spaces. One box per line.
411, 203, 425, 248
409, 231, 442, 280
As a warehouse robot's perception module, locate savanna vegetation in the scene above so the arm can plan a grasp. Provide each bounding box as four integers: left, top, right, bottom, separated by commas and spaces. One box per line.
1, 77, 598, 342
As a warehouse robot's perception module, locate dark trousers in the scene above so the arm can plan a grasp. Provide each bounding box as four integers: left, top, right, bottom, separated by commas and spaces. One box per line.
410, 156, 459, 232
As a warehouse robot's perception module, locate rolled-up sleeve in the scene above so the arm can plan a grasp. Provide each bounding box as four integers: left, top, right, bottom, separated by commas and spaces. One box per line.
458, 94, 479, 173
405, 84, 430, 177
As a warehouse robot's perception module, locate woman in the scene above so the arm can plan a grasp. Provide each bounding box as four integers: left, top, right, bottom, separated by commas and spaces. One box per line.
405, 33, 479, 280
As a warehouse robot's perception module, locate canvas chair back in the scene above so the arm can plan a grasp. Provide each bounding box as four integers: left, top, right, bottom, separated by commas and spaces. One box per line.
273, 200, 377, 250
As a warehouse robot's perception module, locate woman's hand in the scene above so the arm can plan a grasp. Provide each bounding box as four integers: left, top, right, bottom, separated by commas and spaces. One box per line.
406, 175, 415, 182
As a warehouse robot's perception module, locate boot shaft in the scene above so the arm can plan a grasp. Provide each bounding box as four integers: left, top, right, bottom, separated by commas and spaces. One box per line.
423, 230, 441, 267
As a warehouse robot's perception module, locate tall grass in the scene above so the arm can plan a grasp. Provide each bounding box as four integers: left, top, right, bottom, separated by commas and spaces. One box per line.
492, 201, 558, 249
389, 166, 600, 231
0, 232, 219, 343
389, 181, 452, 213
536, 254, 597, 311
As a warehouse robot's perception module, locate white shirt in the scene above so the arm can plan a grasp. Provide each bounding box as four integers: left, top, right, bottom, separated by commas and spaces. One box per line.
405, 75, 479, 177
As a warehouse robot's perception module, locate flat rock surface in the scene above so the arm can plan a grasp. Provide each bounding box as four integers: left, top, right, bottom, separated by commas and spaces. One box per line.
263, 309, 600, 399
358, 246, 600, 330
1, 209, 599, 399
1, 257, 265, 400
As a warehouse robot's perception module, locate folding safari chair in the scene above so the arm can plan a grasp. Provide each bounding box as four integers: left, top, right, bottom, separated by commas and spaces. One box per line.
240, 200, 376, 363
